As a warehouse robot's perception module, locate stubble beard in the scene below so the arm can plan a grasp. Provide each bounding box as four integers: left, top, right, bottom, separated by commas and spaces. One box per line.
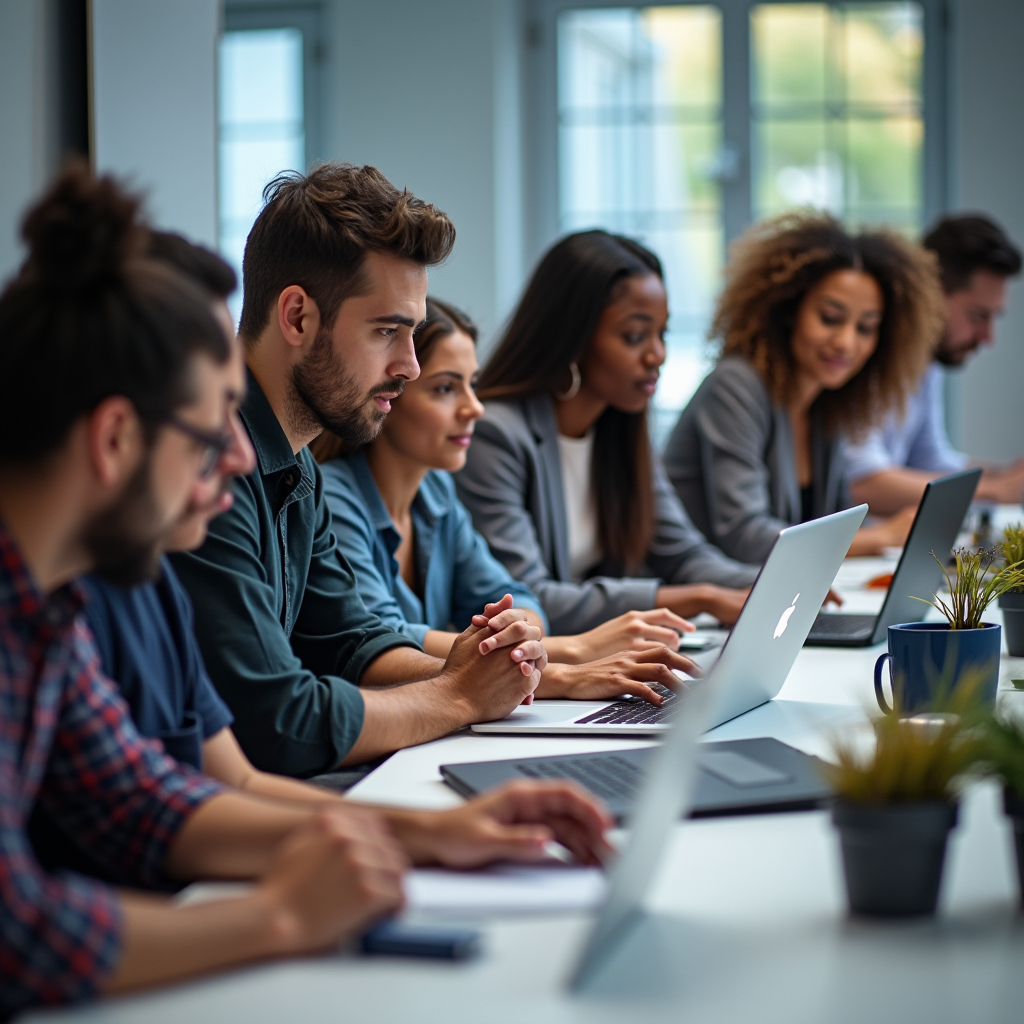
80, 452, 176, 587
289, 323, 404, 447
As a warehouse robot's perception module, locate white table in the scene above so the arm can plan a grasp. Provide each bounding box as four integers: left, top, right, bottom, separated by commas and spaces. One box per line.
25, 553, 1024, 1024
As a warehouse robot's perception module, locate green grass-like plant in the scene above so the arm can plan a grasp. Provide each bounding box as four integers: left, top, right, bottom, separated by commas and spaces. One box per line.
825, 675, 988, 804
976, 711, 1024, 797
1001, 524, 1024, 594
913, 548, 1024, 630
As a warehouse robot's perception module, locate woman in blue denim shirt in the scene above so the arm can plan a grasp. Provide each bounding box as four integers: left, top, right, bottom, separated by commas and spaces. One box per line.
312, 299, 701, 705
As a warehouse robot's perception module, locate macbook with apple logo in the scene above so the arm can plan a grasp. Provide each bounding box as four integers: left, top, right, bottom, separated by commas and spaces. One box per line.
467, 504, 868, 738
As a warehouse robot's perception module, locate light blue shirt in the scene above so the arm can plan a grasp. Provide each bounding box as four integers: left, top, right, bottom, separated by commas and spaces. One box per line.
320, 451, 547, 645
844, 364, 969, 483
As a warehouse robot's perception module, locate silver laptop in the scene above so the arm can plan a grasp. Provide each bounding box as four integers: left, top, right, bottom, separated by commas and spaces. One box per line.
568, 507, 865, 989
472, 505, 867, 737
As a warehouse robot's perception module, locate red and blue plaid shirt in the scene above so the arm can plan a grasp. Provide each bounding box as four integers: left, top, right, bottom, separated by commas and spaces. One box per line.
0, 519, 222, 1018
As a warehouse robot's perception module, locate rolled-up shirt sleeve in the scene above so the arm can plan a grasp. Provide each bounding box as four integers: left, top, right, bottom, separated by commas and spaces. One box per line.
171, 475, 415, 777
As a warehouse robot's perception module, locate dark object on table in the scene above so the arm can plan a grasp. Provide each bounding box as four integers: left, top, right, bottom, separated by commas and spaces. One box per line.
999, 591, 1024, 657
1004, 788, 1024, 906
442, 737, 832, 824
832, 800, 958, 916
360, 921, 481, 960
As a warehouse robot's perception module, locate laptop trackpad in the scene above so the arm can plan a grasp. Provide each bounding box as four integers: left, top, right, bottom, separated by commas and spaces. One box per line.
700, 750, 792, 788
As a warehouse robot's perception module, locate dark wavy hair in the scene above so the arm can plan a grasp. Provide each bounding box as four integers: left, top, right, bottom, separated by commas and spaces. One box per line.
477, 230, 663, 572
238, 163, 456, 346
923, 213, 1022, 293
712, 211, 944, 437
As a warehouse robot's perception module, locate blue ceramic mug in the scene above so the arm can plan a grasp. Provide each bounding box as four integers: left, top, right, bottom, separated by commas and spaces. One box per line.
874, 621, 1001, 715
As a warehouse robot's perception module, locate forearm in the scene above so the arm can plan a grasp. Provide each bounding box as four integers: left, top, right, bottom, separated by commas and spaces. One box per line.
359, 646, 445, 687
341, 678, 470, 764
421, 630, 457, 659
656, 583, 718, 619
847, 525, 894, 558
164, 791, 312, 881
534, 660, 578, 698
849, 469, 933, 516
536, 634, 582, 663
103, 889, 293, 996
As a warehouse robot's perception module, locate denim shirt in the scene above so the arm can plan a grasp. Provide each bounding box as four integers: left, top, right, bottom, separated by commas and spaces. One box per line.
170, 371, 416, 777
320, 451, 547, 646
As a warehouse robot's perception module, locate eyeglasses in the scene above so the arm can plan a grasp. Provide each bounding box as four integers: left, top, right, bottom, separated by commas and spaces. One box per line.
164, 415, 234, 479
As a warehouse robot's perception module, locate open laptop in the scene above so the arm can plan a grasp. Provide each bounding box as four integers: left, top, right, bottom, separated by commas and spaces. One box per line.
567, 601, 743, 990
469, 505, 867, 737
805, 467, 981, 647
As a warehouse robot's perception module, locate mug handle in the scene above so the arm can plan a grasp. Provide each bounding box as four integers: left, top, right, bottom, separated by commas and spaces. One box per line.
874, 652, 896, 715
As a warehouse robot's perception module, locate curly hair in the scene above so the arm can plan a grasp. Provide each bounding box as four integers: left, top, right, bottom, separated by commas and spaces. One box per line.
711, 211, 944, 438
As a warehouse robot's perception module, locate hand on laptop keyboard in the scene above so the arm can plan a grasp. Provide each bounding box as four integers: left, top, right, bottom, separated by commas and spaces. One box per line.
574, 683, 682, 727
539, 647, 696, 706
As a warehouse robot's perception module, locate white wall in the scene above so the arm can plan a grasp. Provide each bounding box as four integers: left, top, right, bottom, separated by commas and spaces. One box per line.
0, 0, 59, 283
91, 0, 221, 246
948, 0, 1024, 462
320, 0, 522, 344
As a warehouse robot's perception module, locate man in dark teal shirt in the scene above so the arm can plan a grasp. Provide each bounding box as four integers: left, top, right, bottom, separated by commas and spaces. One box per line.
173, 164, 549, 777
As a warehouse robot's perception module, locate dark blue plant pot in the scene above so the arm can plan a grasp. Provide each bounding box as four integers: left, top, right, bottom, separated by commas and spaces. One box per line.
832, 801, 958, 916
874, 622, 1002, 715
1004, 787, 1024, 906
998, 591, 1024, 658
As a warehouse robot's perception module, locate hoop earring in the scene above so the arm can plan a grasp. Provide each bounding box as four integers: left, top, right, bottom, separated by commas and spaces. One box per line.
556, 362, 582, 402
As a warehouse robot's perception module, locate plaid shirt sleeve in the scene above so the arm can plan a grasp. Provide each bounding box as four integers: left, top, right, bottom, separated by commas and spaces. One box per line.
1, 620, 223, 1017
40, 620, 224, 888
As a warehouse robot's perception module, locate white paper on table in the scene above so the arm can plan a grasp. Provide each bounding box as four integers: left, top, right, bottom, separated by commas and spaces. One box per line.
404, 863, 606, 917
176, 863, 606, 918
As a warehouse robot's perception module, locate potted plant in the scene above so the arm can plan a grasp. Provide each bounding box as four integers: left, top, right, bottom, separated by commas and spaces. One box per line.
826, 694, 984, 917
998, 524, 1024, 657
977, 709, 1024, 904
905, 548, 1024, 705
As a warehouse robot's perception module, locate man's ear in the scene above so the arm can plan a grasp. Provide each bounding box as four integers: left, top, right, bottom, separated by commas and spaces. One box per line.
86, 396, 146, 489
277, 286, 322, 353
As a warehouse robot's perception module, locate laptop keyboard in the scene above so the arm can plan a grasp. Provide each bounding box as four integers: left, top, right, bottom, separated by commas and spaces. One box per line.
572, 684, 679, 727
514, 754, 644, 801
810, 612, 876, 638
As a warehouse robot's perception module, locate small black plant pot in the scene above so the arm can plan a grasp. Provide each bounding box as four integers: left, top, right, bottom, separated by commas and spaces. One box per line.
998, 591, 1024, 657
1003, 787, 1024, 905
832, 800, 958, 917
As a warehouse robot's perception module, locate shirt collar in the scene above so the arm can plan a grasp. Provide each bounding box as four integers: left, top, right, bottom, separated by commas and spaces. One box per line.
240, 367, 304, 478
348, 450, 452, 532
347, 450, 396, 533
0, 516, 85, 628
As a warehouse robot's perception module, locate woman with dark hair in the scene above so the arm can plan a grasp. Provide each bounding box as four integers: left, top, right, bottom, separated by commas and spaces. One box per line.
663, 211, 944, 565
455, 231, 759, 638
311, 298, 702, 707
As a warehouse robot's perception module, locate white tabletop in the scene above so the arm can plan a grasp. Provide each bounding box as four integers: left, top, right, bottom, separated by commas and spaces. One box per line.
25, 550, 1024, 1024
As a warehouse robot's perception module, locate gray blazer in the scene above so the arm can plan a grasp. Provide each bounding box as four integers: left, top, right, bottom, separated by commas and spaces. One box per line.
663, 355, 850, 566
455, 394, 759, 636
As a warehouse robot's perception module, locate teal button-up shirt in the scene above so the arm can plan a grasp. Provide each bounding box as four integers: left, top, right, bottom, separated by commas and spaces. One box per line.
170, 371, 416, 776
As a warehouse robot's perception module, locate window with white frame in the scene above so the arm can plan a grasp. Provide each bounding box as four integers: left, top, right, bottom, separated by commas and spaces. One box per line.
554, 1, 929, 438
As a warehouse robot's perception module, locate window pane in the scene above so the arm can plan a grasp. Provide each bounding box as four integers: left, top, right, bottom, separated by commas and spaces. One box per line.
218, 28, 305, 323
752, 2, 923, 230
841, 4, 922, 105
558, 6, 722, 430
754, 120, 834, 216
751, 4, 828, 106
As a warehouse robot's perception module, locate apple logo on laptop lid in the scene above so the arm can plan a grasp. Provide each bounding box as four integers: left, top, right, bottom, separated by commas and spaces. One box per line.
773, 593, 800, 639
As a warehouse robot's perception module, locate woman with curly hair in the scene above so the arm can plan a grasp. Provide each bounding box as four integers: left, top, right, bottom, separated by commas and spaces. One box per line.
664, 211, 944, 564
